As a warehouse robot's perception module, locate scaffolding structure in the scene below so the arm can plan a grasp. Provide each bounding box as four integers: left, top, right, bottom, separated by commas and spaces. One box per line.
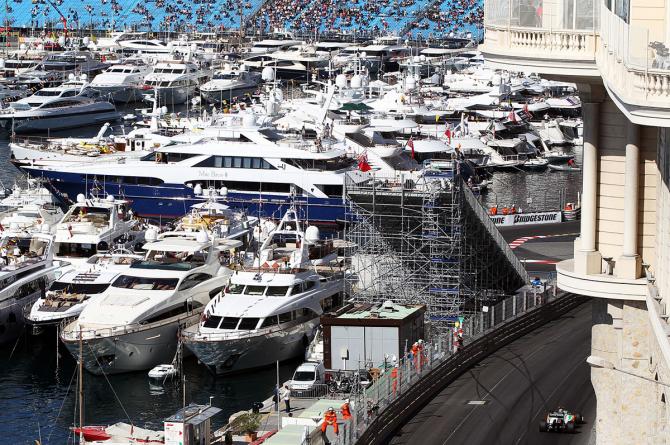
344, 168, 528, 332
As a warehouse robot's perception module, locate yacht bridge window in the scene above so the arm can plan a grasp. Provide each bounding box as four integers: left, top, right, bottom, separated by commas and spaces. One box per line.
143, 151, 198, 163
177, 273, 213, 291
238, 317, 260, 330
194, 156, 275, 169
184, 180, 297, 194
55, 242, 97, 258
281, 157, 355, 171
111, 275, 178, 290
266, 286, 290, 297
49, 281, 111, 294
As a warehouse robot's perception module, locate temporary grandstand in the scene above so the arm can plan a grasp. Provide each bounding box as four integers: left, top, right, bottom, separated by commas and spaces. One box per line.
343, 166, 528, 332
0, 0, 482, 40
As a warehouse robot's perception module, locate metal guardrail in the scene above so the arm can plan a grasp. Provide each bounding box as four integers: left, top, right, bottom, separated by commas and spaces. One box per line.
353, 292, 587, 444
461, 183, 530, 283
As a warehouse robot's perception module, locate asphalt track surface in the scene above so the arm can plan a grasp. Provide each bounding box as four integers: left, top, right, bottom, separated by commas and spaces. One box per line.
390, 300, 595, 445
501, 221, 580, 274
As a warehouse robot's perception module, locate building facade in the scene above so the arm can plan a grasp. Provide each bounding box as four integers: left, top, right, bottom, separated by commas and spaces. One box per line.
481, 0, 670, 442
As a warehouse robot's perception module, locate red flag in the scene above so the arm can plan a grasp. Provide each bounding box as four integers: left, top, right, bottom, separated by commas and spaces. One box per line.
508, 110, 517, 122
408, 137, 415, 159
523, 103, 529, 114
357, 153, 372, 172
444, 125, 452, 143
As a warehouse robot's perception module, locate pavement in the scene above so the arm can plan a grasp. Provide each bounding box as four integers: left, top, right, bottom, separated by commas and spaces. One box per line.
500, 221, 580, 274
389, 300, 595, 445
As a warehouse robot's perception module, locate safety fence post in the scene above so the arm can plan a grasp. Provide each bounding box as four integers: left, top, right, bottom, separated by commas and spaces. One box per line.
502, 300, 506, 321
491, 304, 495, 327
523, 291, 527, 311
512, 294, 517, 317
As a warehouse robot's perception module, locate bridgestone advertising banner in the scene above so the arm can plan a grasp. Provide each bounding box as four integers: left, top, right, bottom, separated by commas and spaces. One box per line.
490, 211, 562, 226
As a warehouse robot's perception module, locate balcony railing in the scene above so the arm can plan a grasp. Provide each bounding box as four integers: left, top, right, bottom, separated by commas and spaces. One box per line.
598, 3, 670, 112
481, 0, 598, 74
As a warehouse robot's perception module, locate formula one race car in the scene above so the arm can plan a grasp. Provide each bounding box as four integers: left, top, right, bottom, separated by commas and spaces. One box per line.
539, 408, 584, 433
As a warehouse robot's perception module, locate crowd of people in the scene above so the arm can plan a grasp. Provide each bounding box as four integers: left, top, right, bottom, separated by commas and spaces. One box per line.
12, 0, 258, 32
255, 0, 428, 34
7, 0, 483, 36
410, 0, 483, 38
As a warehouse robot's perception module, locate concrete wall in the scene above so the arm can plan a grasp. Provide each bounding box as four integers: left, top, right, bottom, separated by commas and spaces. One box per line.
591, 298, 668, 444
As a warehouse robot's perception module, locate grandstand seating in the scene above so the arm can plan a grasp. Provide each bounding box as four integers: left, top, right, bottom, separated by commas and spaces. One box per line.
252, 0, 482, 39
5, 0, 263, 31
2, 0, 481, 38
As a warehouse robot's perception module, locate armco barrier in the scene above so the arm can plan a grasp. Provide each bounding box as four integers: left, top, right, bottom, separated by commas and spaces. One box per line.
355, 293, 588, 445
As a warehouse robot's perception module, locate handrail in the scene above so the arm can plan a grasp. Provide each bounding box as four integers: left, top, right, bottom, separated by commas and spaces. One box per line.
60, 310, 202, 340
460, 181, 529, 283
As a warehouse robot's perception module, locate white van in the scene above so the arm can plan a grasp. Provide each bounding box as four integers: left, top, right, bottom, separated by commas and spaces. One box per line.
288, 361, 326, 394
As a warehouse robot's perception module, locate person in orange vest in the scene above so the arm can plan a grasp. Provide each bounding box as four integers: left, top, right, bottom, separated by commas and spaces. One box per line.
340, 399, 352, 420
411, 342, 420, 371
490, 206, 498, 215
391, 364, 399, 395
321, 407, 339, 435
502, 206, 510, 215
510, 205, 517, 214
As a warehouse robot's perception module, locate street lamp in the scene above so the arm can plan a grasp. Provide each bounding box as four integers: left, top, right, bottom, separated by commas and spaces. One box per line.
586, 355, 670, 387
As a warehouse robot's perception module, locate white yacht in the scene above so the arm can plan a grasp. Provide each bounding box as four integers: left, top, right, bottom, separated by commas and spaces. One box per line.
59, 229, 240, 374
269, 44, 331, 80
53, 195, 146, 271
247, 39, 302, 54
90, 60, 152, 103
17, 125, 371, 222
199, 66, 260, 104
0, 77, 120, 133
144, 59, 211, 105
0, 228, 61, 345
4, 75, 90, 110
182, 206, 345, 374
25, 251, 142, 331
117, 39, 173, 55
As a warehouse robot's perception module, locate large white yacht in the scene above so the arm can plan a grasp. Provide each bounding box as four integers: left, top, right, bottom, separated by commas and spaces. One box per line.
89, 60, 152, 103
268, 44, 331, 80
17, 124, 371, 222
117, 39, 173, 55
53, 195, 146, 271
182, 206, 345, 374
199, 66, 260, 104
0, 228, 62, 345
0, 77, 120, 133
59, 229, 242, 374
4, 75, 90, 110
143, 59, 211, 105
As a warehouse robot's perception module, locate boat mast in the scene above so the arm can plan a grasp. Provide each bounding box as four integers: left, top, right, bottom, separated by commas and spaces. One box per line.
78, 327, 84, 442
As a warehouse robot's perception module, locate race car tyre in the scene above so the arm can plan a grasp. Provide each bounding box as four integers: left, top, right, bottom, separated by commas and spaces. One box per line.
566, 422, 575, 433
539, 421, 548, 432
575, 413, 584, 424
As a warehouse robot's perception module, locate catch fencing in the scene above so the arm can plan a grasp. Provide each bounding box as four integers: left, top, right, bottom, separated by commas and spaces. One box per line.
345, 281, 579, 444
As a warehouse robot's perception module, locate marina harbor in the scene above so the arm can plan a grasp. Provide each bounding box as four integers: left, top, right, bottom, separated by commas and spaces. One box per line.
2, 3, 643, 443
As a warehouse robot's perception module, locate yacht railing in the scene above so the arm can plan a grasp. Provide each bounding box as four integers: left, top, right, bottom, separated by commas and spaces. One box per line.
60, 309, 202, 341
181, 322, 286, 342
